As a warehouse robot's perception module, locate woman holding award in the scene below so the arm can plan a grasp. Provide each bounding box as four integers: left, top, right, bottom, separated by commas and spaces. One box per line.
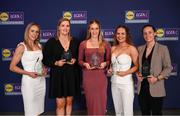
108, 25, 139, 116
9, 22, 46, 116
78, 19, 111, 115
136, 24, 172, 115
42, 18, 78, 115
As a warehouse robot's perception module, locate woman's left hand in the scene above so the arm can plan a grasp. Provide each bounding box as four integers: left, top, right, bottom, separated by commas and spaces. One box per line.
147, 75, 158, 84
116, 71, 128, 77
98, 62, 107, 69
42, 66, 48, 76
67, 58, 76, 65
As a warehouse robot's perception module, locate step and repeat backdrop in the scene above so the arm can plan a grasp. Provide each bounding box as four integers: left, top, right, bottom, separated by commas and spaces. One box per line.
1, 0, 179, 112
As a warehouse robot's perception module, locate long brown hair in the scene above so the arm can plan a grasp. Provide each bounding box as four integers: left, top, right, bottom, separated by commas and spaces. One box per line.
56, 17, 72, 41
24, 22, 40, 50
86, 19, 105, 52
113, 25, 133, 45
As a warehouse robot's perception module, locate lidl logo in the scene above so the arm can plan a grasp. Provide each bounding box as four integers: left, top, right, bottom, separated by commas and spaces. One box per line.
0, 12, 9, 21
2, 49, 11, 58
156, 28, 165, 38
126, 11, 135, 20
63, 12, 72, 20
5, 84, 13, 92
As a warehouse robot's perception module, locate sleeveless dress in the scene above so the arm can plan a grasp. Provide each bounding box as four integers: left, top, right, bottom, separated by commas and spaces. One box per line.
20, 42, 46, 116
111, 54, 134, 116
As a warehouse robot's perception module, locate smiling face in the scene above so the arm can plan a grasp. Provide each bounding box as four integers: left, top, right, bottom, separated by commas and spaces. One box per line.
115, 27, 127, 44
58, 20, 70, 36
143, 26, 156, 43
28, 25, 40, 42
89, 22, 100, 38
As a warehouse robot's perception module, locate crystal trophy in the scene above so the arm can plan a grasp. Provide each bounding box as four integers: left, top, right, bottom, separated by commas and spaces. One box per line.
90, 52, 101, 69
142, 60, 150, 78
34, 58, 43, 76
61, 50, 72, 62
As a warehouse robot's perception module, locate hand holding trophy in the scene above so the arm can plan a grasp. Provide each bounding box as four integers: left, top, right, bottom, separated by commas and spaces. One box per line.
34, 57, 43, 76
142, 60, 151, 78
61, 50, 72, 63
90, 52, 101, 69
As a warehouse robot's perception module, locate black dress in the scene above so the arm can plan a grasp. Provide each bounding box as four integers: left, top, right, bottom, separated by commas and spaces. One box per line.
42, 37, 78, 98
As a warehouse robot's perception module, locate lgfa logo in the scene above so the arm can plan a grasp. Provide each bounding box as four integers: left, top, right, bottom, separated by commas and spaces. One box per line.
126, 11, 135, 20
63, 12, 72, 20
156, 28, 165, 38
2, 49, 11, 58
0, 12, 9, 21
5, 84, 13, 92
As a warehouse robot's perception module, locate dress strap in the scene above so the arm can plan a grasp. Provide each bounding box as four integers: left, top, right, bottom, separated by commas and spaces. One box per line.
17, 42, 27, 51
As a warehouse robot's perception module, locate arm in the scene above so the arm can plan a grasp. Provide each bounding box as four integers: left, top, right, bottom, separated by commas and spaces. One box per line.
99, 42, 111, 69
105, 42, 111, 67
158, 46, 172, 80
9, 44, 38, 78
78, 41, 85, 67
125, 46, 139, 75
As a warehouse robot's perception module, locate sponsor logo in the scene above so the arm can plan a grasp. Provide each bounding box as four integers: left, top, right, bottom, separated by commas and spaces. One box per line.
63, 11, 87, 24
0, 12, 9, 21
102, 29, 114, 42
63, 11, 72, 20
4, 83, 21, 95
126, 11, 135, 20
2, 48, 14, 61
40, 30, 56, 43
171, 63, 177, 76
0, 11, 24, 25
125, 10, 149, 23
156, 28, 179, 41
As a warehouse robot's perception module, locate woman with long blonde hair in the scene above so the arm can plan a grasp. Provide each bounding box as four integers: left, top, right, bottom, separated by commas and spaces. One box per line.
10, 22, 46, 116
42, 18, 78, 115
78, 19, 111, 115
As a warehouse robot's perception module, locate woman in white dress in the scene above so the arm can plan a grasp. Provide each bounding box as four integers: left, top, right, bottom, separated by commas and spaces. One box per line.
108, 25, 138, 116
9, 22, 46, 116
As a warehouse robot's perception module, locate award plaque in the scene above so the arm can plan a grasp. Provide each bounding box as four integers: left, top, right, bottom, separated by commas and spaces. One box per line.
34, 59, 43, 76
142, 60, 150, 78
61, 50, 72, 62
90, 52, 101, 68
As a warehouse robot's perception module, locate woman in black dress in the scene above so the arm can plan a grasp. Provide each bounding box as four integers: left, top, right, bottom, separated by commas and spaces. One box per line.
42, 18, 78, 115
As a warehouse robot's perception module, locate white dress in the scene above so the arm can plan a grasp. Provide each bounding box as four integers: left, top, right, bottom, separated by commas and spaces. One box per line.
111, 54, 134, 116
20, 42, 46, 116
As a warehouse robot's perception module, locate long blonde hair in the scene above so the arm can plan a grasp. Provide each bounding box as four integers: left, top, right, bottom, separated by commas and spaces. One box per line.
56, 18, 72, 41
86, 19, 105, 53
24, 22, 40, 50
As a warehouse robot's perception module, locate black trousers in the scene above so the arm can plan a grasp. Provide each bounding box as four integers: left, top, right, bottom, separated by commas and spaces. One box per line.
138, 79, 164, 115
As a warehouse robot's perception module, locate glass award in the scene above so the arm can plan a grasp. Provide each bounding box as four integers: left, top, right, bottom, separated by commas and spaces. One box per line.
34, 58, 43, 76
61, 50, 72, 62
142, 60, 150, 78
90, 52, 101, 68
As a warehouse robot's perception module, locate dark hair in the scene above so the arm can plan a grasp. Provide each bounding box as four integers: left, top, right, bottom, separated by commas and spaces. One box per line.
142, 24, 156, 34
114, 25, 133, 45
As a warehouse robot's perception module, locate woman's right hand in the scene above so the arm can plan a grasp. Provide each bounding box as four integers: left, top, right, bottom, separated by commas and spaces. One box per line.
83, 62, 94, 70
28, 72, 38, 78
136, 72, 143, 82
55, 59, 66, 67
107, 68, 113, 76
